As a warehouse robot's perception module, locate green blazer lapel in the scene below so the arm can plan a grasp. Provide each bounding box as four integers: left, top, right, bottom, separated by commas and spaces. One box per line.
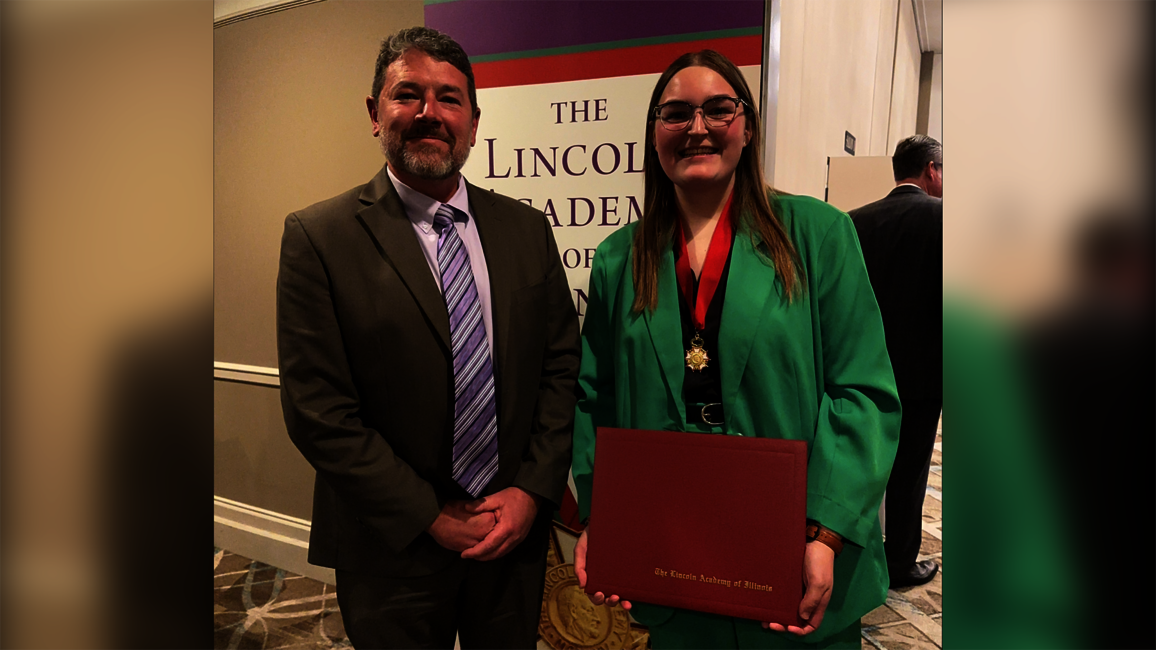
355, 167, 451, 352
719, 233, 778, 420
641, 249, 686, 423
464, 183, 511, 380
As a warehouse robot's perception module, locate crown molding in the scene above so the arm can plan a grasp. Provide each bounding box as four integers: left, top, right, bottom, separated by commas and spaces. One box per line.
214, 0, 326, 29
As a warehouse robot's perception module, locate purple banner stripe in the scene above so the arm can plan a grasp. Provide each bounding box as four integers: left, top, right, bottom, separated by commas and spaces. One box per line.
425, 0, 764, 58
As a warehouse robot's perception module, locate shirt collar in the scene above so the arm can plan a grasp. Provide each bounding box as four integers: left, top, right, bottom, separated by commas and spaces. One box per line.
387, 166, 472, 231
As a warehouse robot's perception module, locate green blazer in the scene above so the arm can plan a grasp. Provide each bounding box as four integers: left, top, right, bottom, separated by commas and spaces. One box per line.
573, 193, 901, 646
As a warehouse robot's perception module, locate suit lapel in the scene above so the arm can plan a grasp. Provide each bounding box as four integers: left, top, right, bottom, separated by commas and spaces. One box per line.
464, 183, 512, 381
355, 166, 451, 351
642, 249, 686, 423
719, 233, 778, 420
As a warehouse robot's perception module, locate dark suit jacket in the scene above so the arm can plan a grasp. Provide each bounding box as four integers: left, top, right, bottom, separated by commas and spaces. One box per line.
850, 185, 942, 400
276, 165, 580, 577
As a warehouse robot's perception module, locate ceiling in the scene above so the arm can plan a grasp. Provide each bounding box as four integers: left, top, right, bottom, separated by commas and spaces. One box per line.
914, 0, 943, 53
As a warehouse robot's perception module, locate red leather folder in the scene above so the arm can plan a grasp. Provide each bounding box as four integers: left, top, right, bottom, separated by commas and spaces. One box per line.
584, 427, 807, 625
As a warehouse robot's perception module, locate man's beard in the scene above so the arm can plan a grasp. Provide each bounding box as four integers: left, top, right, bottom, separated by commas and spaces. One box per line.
379, 125, 470, 180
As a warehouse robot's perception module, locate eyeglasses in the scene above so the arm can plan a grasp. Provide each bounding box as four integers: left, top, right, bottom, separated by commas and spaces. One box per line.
653, 97, 748, 131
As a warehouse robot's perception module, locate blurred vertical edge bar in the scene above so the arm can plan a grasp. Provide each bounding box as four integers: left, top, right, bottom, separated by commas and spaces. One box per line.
0, 1, 213, 649
946, 1, 1154, 649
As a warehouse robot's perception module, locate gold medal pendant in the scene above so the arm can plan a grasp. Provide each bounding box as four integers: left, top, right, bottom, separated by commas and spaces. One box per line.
685, 332, 710, 371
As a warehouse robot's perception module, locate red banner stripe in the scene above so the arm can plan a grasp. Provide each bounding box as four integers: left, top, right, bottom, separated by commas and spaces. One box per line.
473, 34, 763, 89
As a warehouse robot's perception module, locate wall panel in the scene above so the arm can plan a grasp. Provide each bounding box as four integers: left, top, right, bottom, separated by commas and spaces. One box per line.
214, 0, 424, 526
771, 0, 918, 199
868, 0, 900, 156
214, 381, 314, 519
887, 0, 921, 153
214, 0, 425, 368
929, 52, 943, 142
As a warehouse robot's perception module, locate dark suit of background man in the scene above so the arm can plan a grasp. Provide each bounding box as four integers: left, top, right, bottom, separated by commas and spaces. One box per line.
276, 26, 580, 649
850, 134, 943, 589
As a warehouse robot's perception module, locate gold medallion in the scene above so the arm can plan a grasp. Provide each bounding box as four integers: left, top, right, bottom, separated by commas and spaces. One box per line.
539, 563, 631, 650
685, 332, 709, 371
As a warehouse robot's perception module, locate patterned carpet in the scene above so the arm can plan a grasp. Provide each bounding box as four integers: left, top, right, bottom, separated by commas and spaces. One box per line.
214, 550, 348, 649
215, 425, 943, 650
862, 426, 944, 649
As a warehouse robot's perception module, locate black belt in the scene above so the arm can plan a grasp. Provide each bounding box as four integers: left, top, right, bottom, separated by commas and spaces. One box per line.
686, 402, 724, 426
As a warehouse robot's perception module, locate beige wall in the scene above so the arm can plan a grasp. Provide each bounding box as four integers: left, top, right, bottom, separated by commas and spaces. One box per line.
916, 50, 943, 143
887, 0, 921, 152
867, 0, 901, 158
929, 52, 943, 142
215, 381, 315, 518
771, 0, 920, 198
214, 0, 424, 511
214, 0, 424, 368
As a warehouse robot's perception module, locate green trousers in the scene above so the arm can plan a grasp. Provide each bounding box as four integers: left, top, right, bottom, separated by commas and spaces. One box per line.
646, 609, 862, 649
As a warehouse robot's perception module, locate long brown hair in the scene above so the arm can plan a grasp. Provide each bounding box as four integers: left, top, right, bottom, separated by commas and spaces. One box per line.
631, 50, 802, 313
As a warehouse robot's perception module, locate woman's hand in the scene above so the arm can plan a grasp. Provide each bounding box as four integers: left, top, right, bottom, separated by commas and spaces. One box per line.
762, 540, 834, 635
574, 528, 632, 610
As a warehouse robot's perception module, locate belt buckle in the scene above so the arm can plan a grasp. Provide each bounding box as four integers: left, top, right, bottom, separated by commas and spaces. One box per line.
700, 403, 724, 426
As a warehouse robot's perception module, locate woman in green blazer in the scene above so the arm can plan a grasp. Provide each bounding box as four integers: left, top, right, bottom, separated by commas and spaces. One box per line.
571, 50, 901, 649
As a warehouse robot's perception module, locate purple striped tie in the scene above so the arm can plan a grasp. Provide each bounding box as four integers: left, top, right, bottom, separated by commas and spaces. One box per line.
433, 204, 498, 498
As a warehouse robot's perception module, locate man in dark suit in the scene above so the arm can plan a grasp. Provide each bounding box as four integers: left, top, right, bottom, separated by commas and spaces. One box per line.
850, 135, 943, 589
276, 27, 580, 648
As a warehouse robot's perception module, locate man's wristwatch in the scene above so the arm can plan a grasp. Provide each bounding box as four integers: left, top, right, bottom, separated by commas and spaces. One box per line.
805, 523, 844, 556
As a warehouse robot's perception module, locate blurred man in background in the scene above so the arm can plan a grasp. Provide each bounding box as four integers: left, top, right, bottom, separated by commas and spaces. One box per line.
850, 134, 943, 588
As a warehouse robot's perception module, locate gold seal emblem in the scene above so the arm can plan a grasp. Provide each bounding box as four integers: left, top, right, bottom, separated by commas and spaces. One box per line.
539, 564, 630, 650
685, 332, 709, 371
